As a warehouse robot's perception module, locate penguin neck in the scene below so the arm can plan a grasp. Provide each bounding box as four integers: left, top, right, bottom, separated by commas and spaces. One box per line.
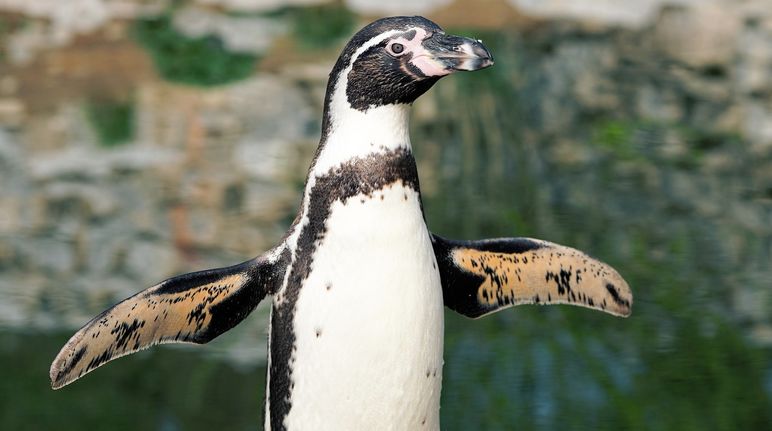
311, 81, 413, 176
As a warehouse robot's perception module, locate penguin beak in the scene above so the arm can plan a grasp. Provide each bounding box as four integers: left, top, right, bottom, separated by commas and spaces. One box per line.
412, 33, 494, 76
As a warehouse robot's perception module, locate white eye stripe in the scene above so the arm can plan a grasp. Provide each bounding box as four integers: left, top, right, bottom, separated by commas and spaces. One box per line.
347, 30, 403, 67
347, 26, 433, 66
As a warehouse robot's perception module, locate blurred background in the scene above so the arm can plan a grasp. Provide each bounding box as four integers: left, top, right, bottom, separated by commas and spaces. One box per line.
1, 0, 771, 429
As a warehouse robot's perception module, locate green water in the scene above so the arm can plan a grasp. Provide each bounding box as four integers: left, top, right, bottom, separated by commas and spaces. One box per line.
3, 311, 770, 430
1, 332, 265, 431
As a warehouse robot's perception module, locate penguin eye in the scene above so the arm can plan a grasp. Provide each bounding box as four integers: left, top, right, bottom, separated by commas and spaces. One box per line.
388, 43, 405, 56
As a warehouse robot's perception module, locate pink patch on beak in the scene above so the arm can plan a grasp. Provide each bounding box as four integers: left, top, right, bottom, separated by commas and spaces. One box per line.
390, 28, 451, 77
410, 55, 450, 77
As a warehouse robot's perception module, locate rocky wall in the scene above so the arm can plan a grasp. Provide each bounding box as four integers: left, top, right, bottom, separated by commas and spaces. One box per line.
0, 0, 770, 360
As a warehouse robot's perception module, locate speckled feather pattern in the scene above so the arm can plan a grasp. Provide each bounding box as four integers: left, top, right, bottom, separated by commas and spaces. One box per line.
50, 254, 288, 389
434, 236, 632, 318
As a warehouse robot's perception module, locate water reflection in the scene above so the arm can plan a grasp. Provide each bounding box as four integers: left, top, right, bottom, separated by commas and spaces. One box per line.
1, 1, 771, 430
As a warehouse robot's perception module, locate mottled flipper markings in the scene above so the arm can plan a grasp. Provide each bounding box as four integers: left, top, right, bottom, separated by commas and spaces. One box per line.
432, 235, 632, 318
50, 248, 290, 390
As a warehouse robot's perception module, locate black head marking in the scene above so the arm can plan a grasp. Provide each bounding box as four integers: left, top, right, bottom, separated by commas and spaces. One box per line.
316, 16, 492, 153
319, 16, 444, 122
345, 41, 441, 111
334, 16, 442, 73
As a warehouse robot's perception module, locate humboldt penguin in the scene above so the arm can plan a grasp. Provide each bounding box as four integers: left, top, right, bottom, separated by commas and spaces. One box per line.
50, 16, 632, 431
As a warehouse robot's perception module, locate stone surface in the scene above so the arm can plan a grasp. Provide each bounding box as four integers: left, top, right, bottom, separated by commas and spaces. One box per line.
0, 0, 163, 51
510, 0, 705, 27
195, 0, 328, 12
653, 2, 742, 68
346, 0, 452, 15
172, 6, 288, 54
0, 0, 771, 351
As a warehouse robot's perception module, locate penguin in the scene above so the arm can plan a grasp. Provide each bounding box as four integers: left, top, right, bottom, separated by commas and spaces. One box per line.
50, 16, 632, 431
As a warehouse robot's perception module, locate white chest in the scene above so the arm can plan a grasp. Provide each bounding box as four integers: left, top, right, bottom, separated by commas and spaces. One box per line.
284, 183, 444, 431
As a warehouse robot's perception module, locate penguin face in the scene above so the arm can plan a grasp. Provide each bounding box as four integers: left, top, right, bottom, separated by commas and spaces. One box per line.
334, 16, 494, 111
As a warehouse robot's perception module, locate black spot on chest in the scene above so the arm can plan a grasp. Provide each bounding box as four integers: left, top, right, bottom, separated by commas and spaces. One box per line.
268, 148, 421, 430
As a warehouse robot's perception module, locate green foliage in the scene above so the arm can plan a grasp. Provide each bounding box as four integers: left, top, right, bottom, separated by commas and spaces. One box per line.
269, 4, 355, 50
85, 99, 135, 147
590, 118, 744, 167
134, 14, 258, 87
592, 119, 639, 159
0, 14, 28, 62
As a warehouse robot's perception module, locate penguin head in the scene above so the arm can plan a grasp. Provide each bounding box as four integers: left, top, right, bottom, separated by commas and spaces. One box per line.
329, 16, 494, 112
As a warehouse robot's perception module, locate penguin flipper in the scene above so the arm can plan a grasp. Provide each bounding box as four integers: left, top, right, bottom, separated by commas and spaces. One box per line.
431, 234, 632, 318
50, 246, 290, 389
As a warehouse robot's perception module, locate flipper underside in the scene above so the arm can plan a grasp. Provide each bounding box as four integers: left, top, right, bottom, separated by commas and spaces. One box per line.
50, 248, 288, 389
432, 235, 632, 318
